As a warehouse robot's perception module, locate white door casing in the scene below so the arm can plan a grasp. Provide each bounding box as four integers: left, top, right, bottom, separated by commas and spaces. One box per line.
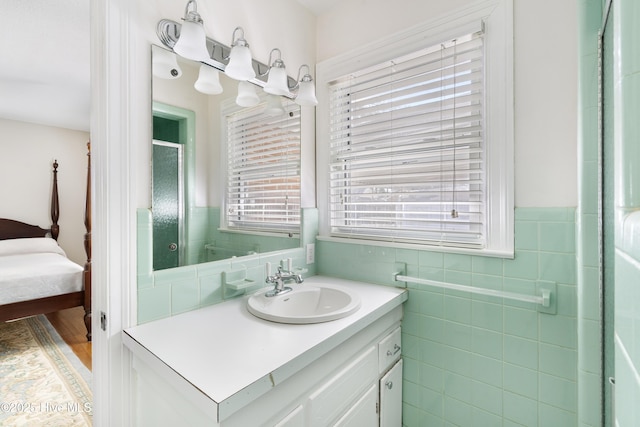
90, 0, 142, 424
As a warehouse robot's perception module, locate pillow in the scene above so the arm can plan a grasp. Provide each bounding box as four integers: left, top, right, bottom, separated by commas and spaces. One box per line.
0, 237, 67, 257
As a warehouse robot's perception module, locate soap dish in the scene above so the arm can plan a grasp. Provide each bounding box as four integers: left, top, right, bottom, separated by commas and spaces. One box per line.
225, 278, 256, 291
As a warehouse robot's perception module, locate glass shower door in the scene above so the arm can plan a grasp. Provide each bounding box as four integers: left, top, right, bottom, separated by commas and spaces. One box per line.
601, 10, 614, 426
152, 140, 184, 270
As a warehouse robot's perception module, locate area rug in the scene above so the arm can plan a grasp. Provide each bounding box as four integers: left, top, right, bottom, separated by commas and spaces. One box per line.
0, 315, 92, 426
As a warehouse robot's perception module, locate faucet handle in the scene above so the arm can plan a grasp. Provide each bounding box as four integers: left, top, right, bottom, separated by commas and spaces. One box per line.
265, 262, 272, 277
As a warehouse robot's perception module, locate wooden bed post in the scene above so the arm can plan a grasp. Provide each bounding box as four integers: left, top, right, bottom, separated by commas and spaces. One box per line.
51, 160, 60, 240
84, 143, 92, 341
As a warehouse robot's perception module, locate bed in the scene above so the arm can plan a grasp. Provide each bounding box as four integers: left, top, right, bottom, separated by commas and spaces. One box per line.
0, 145, 92, 341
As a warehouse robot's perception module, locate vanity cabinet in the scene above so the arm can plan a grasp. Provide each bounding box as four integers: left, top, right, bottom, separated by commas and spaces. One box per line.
124, 276, 407, 427
227, 325, 402, 426
130, 322, 403, 426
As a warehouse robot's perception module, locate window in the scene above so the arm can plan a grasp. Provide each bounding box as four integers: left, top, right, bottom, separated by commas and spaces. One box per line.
224, 99, 301, 234
329, 31, 485, 248
316, 0, 513, 256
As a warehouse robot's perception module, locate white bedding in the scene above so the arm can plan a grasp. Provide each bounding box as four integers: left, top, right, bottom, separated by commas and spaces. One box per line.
0, 238, 83, 305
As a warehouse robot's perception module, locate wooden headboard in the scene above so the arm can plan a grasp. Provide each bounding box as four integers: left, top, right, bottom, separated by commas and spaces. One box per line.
0, 160, 61, 241
0, 218, 50, 240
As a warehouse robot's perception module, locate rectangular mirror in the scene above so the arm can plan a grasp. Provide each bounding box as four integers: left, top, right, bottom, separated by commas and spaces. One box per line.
151, 45, 301, 270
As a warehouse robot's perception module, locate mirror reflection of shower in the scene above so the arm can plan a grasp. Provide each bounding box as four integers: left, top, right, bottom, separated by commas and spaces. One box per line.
150, 45, 302, 270
152, 137, 185, 271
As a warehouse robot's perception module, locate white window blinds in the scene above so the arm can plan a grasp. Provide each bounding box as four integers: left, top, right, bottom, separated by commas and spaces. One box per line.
225, 99, 301, 233
328, 30, 485, 248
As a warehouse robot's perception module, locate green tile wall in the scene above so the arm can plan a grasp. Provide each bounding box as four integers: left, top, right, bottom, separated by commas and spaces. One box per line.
206, 208, 300, 261
317, 207, 578, 426
183, 207, 301, 264
136, 207, 317, 324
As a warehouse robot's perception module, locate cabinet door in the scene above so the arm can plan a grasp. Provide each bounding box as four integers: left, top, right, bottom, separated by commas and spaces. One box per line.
307, 346, 377, 426
334, 383, 378, 427
274, 405, 304, 427
380, 359, 403, 427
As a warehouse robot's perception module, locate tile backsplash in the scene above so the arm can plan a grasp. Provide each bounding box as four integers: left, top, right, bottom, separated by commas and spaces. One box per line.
136, 207, 317, 324
317, 207, 579, 426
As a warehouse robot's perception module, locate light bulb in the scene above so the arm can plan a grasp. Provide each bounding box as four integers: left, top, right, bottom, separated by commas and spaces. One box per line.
172, 1, 209, 61
153, 48, 182, 79
295, 78, 318, 106
194, 64, 223, 95
264, 65, 289, 96
236, 81, 260, 107
226, 44, 255, 81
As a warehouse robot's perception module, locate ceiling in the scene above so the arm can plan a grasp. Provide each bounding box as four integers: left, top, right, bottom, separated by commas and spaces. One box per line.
294, 0, 342, 15
0, 0, 90, 132
0, 0, 334, 133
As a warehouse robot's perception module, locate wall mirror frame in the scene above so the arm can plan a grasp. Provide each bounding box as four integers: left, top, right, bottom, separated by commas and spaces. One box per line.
150, 45, 302, 271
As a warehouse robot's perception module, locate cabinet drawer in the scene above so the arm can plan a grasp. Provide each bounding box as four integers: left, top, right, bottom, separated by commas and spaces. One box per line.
378, 327, 402, 373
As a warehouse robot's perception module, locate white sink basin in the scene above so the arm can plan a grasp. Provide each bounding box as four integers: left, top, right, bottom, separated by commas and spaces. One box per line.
246, 284, 361, 324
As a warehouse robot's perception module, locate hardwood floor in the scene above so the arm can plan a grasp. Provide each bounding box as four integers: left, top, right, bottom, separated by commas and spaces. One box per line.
46, 306, 92, 371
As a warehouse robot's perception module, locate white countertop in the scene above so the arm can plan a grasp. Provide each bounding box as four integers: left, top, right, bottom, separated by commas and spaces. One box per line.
123, 275, 407, 421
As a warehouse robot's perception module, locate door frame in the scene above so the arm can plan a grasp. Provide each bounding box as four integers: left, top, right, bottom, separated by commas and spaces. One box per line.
91, 0, 139, 425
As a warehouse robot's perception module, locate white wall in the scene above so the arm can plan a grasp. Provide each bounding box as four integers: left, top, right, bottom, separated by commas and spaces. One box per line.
0, 118, 89, 264
316, 0, 578, 208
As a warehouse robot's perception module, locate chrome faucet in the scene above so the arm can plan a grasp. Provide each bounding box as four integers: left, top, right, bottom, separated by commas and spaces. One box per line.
265, 260, 303, 297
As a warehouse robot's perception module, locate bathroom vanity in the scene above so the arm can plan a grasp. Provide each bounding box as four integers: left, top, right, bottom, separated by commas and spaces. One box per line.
123, 276, 407, 426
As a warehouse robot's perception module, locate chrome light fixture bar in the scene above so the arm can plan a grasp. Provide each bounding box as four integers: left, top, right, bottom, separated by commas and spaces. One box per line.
157, 19, 297, 97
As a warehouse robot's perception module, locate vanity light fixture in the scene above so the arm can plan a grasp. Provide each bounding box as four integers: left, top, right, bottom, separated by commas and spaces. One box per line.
292, 65, 318, 106
194, 64, 223, 95
263, 49, 290, 96
265, 94, 286, 116
236, 81, 260, 107
224, 27, 256, 81
152, 48, 182, 79
172, 0, 209, 62
156, 19, 299, 96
